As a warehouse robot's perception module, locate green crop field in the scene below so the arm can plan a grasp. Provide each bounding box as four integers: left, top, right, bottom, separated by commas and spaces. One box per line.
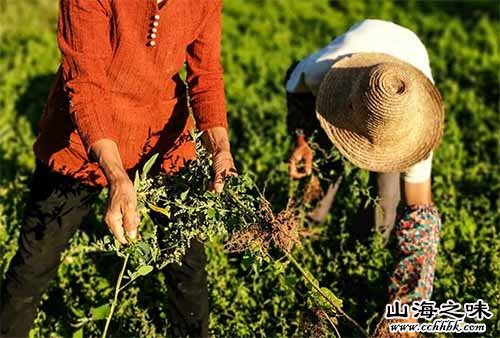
0, 0, 499, 337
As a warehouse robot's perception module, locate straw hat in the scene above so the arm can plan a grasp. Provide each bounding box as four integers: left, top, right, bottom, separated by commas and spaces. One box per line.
316, 52, 444, 172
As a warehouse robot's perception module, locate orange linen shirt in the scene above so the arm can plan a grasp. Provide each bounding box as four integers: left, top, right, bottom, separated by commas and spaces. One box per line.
34, 0, 227, 186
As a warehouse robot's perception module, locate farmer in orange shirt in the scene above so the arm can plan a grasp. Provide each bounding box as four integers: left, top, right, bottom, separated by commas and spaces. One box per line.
286, 20, 444, 337
0, 1, 234, 337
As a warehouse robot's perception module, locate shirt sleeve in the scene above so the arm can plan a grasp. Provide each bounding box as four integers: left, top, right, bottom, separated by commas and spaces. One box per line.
58, 0, 116, 153
404, 152, 433, 183
389, 204, 441, 302
286, 47, 337, 96
285, 59, 311, 93
186, 0, 228, 131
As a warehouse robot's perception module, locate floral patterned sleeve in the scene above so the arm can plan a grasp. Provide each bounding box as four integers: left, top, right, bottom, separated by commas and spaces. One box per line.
388, 204, 442, 304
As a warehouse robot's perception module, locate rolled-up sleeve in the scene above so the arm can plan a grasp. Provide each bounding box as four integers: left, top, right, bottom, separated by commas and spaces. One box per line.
58, 0, 116, 152
186, 0, 228, 131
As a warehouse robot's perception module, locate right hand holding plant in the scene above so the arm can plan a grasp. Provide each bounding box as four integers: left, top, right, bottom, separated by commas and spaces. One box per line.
289, 134, 313, 179
91, 138, 140, 245
105, 176, 140, 245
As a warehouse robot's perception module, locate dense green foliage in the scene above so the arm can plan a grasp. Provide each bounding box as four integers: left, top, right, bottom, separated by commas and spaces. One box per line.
1, 0, 498, 337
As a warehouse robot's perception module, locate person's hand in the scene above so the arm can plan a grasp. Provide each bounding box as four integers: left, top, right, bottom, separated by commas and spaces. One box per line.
289, 134, 313, 179
90, 139, 140, 244
202, 127, 237, 193
211, 150, 237, 193
105, 176, 140, 245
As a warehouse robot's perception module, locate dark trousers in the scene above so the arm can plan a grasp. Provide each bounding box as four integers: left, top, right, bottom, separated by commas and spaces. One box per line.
0, 161, 209, 338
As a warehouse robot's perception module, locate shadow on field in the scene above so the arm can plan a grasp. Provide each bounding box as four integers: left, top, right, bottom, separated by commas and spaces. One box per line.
15, 73, 55, 135
0, 74, 54, 184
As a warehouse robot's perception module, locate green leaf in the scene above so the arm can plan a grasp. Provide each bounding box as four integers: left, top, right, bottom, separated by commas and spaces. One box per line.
133, 170, 140, 190
72, 328, 84, 338
207, 208, 216, 219
302, 266, 319, 286
188, 128, 197, 140
91, 303, 110, 320
141, 153, 159, 179
135, 242, 153, 260
135, 265, 154, 277
180, 188, 190, 201
320, 286, 343, 309
70, 306, 85, 318
308, 286, 343, 314
241, 254, 254, 271
147, 202, 170, 218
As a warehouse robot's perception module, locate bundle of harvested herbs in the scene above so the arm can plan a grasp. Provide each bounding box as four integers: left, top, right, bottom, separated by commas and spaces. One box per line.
94, 132, 366, 338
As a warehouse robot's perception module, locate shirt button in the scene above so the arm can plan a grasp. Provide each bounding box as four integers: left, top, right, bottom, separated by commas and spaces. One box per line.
149, 33, 157, 39
152, 21, 159, 27
154, 14, 160, 20
151, 27, 158, 33
149, 40, 156, 46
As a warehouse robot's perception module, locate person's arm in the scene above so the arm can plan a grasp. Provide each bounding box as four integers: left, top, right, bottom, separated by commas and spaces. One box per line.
58, 0, 116, 151
186, 0, 235, 192
58, 0, 138, 244
285, 62, 319, 139
285, 64, 319, 179
285, 37, 342, 179
289, 132, 313, 179
91, 140, 138, 244
390, 153, 441, 303
404, 180, 432, 205
202, 127, 235, 193
403, 152, 434, 205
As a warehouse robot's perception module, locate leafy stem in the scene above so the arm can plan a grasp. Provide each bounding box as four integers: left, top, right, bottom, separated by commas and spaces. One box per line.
321, 309, 341, 338
102, 252, 130, 338
226, 190, 256, 216
285, 252, 368, 338
118, 279, 134, 293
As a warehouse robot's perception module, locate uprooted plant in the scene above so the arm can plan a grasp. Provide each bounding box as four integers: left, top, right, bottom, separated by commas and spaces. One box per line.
92, 131, 368, 338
